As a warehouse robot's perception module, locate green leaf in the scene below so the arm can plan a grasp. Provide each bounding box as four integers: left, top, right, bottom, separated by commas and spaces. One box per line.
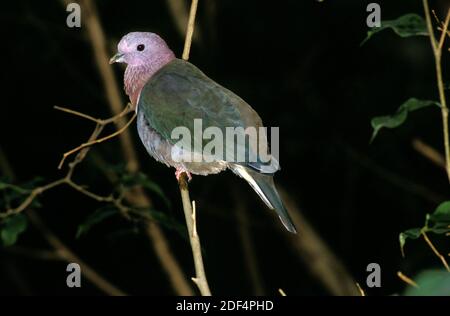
399, 228, 421, 257
0, 214, 28, 246
370, 98, 439, 142
404, 270, 450, 296
429, 201, 450, 223
428, 201, 450, 235
399, 201, 450, 256
361, 13, 428, 46
76, 207, 118, 239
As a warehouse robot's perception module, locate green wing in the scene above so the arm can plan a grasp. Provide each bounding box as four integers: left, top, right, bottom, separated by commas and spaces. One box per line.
138, 59, 274, 170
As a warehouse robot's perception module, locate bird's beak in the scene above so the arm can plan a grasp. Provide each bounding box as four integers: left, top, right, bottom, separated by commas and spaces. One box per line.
109, 53, 124, 64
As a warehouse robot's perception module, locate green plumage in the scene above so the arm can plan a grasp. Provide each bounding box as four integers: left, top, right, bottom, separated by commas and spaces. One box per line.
139, 59, 270, 169
137, 58, 296, 233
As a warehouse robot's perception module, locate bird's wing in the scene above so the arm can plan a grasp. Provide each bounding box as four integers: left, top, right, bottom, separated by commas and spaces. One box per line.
138, 59, 278, 173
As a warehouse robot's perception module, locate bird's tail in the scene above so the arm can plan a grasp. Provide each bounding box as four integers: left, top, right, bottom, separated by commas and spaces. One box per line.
230, 165, 297, 233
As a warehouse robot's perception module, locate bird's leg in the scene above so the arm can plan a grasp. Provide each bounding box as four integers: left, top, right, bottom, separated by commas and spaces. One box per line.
175, 167, 192, 182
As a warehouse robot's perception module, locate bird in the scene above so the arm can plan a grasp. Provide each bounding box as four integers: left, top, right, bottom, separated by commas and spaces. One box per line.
110, 32, 296, 233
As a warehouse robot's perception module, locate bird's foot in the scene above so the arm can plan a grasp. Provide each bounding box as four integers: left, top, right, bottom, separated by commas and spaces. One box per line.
175, 168, 192, 182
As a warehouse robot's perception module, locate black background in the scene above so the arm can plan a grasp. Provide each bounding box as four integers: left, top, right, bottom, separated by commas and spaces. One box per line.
0, 0, 449, 295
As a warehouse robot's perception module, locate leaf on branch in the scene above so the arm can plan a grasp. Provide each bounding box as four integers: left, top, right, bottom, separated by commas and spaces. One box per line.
428, 201, 450, 233
370, 98, 439, 142
76, 206, 119, 239
0, 214, 28, 246
361, 13, 428, 46
404, 270, 450, 296
399, 228, 421, 257
399, 201, 450, 256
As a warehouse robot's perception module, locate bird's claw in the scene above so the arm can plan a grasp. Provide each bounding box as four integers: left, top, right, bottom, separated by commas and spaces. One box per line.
175, 169, 192, 182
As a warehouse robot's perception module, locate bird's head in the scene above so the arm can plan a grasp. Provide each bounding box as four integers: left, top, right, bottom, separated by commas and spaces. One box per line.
109, 32, 174, 67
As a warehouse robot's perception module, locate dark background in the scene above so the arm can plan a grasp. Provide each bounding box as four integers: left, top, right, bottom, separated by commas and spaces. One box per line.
0, 0, 449, 295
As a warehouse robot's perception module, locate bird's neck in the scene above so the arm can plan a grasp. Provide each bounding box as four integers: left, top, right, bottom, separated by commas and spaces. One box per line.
124, 52, 175, 108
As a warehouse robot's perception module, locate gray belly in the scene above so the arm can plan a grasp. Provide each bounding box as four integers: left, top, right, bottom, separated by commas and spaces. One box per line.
136, 110, 227, 175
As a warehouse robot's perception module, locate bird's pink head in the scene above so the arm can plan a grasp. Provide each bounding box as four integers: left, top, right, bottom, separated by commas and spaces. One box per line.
110, 32, 174, 67
110, 32, 175, 106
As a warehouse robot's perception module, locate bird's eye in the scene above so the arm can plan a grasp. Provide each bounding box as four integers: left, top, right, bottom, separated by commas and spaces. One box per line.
137, 44, 145, 51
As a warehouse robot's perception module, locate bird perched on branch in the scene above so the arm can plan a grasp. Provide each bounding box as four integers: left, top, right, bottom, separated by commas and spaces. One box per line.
110, 32, 296, 233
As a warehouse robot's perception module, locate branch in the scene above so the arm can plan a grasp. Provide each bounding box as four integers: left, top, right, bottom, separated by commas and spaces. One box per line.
423, 0, 450, 182
397, 271, 418, 288
412, 138, 446, 170
0, 178, 66, 219
422, 231, 450, 271
182, 0, 199, 61
278, 288, 287, 296
166, 0, 201, 44
355, 283, 366, 296
178, 174, 211, 295
0, 111, 126, 220
176, 0, 212, 296
56, 103, 134, 169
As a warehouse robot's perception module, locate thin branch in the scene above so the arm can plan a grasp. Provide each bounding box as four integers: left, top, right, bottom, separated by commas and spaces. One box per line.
412, 139, 446, 170
54, 103, 133, 125
423, 0, 450, 182
438, 9, 450, 52
0, 115, 125, 220
54, 106, 101, 123
355, 283, 366, 296
57, 112, 136, 169
182, 0, 199, 61
166, 0, 201, 43
178, 175, 211, 295
177, 0, 212, 296
424, 1, 439, 52
65, 180, 114, 202
55, 104, 134, 169
0, 178, 66, 219
397, 271, 419, 288
422, 231, 450, 271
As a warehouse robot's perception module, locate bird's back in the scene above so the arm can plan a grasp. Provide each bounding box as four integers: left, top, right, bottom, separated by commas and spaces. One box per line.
137, 59, 277, 174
